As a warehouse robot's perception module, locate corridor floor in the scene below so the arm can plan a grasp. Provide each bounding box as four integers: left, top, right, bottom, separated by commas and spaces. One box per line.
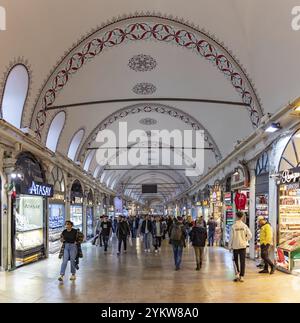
1, 238, 300, 303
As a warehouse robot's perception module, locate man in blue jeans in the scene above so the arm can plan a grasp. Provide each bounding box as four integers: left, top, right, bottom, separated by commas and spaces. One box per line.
207, 216, 217, 246
141, 215, 153, 252
170, 217, 187, 270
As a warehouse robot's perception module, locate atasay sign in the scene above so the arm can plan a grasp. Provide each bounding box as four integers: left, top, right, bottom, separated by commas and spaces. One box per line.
28, 181, 53, 197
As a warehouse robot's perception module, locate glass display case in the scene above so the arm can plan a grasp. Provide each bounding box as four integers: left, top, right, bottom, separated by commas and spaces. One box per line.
70, 205, 83, 231
277, 183, 300, 273
48, 203, 65, 254
86, 207, 94, 240
15, 195, 45, 266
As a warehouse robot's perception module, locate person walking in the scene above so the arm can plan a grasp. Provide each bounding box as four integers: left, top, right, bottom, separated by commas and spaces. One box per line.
141, 214, 153, 252
152, 215, 163, 253
101, 215, 112, 252
257, 216, 276, 274
170, 216, 187, 271
116, 216, 131, 254
58, 221, 84, 282
207, 216, 217, 246
189, 219, 207, 270
229, 211, 252, 282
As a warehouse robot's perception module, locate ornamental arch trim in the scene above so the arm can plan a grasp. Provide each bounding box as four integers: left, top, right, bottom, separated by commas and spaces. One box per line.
30, 14, 263, 139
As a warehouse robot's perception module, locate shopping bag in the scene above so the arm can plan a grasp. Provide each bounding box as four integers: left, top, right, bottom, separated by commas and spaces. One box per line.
128, 236, 133, 247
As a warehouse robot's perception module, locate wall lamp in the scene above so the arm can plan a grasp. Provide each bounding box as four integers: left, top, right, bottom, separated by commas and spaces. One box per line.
265, 122, 281, 133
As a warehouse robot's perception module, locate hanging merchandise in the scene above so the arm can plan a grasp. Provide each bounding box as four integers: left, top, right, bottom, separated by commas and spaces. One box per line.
234, 192, 247, 210
224, 192, 233, 245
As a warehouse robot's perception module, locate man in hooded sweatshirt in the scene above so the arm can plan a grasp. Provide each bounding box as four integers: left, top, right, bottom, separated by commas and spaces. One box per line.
229, 211, 252, 282
189, 219, 207, 270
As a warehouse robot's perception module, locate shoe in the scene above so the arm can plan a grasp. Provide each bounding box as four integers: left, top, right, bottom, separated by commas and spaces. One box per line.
259, 269, 269, 273
155, 249, 158, 253
58, 275, 64, 282
144, 249, 147, 252
175, 267, 180, 271
117, 251, 120, 255
124, 250, 127, 254
195, 264, 200, 271
270, 266, 276, 275
70, 275, 76, 281
148, 249, 151, 252
233, 274, 240, 282
75, 264, 79, 270
239, 277, 244, 282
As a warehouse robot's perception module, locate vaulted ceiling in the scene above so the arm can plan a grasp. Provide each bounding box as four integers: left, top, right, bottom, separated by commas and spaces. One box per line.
1, 0, 300, 206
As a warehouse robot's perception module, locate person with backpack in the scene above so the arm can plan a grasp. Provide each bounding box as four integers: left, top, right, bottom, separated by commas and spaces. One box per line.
116, 216, 131, 254
189, 219, 207, 270
229, 211, 252, 282
170, 216, 187, 271
141, 214, 153, 252
58, 220, 84, 282
100, 215, 112, 253
257, 216, 276, 274
207, 216, 217, 246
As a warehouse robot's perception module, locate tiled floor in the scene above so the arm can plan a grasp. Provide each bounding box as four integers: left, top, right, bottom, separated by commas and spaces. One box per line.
1, 237, 300, 303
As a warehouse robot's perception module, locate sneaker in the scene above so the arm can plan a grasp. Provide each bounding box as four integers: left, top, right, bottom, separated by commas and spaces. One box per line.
239, 277, 244, 282
117, 251, 120, 255
144, 249, 148, 252
270, 266, 276, 275
155, 249, 158, 253
259, 269, 269, 274
70, 275, 76, 281
233, 274, 240, 282
124, 250, 127, 254
75, 264, 79, 270
175, 267, 180, 271
58, 275, 64, 282
148, 249, 151, 253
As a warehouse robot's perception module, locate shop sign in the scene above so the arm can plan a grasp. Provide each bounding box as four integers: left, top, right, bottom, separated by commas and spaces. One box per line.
20, 181, 53, 197
52, 193, 64, 201
280, 169, 300, 184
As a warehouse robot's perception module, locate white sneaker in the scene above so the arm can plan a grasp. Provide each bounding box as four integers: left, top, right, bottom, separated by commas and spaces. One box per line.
233, 274, 240, 282
58, 275, 64, 282
70, 275, 76, 281
148, 249, 151, 252
155, 249, 158, 253
144, 249, 147, 252
239, 277, 244, 282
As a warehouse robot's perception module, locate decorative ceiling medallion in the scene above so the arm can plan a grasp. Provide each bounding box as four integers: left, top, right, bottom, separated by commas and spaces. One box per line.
128, 54, 157, 72
132, 82, 156, 95
139, 118, 158, 126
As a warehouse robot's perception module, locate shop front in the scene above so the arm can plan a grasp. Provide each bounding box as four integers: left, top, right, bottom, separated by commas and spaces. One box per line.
48, 166, 65, 254
70, 180, 83, 232
210, 181, 223, 245
255, 152, 269, 260
276, 129, 300, 273
86, 189, 94, 240
11, 152, 53, 268
200, 185, 211, 222
223, 176, 234, 246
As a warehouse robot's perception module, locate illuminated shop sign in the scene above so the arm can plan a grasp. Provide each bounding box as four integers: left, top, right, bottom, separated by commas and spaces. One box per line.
21, 181, 54, 197
280, 169, 300, 184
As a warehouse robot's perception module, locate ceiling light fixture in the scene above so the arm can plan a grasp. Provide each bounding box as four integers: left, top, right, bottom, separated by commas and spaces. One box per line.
295, 105, 300, 112
265, 122, 281, 133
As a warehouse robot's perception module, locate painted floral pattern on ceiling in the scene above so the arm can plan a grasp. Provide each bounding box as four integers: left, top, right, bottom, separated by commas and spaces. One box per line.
128, 54, 157, 72
132, 82, 156, 95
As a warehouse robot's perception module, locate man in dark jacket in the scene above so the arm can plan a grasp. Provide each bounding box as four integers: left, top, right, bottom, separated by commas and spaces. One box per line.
100, 215, 112, 252
141, 215, 153, 252
189, 220, 207, 270
116, 216, 130, 254
169, 217, 187, 270
207, 216, 217, 246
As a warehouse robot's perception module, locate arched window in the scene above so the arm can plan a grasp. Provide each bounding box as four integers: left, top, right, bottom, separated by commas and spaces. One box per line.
46, 112, 65, 152
49, 166, 65, 193
84, 151, 95, 172
93, 165, 101, 178
279, 129, 300, 171
1, 64, 29, 128
67, 129, 84, 161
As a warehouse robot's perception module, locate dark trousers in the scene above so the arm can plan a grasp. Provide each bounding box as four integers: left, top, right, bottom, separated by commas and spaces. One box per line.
118, 237, 127, 252
208, 231, 215, 246
103, 235, 109, 251
172, 245, 183, 269
99, 233, 103, 246
261, 244, 274, 270
233, 248, 246, 277
154, 236, 162, 250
